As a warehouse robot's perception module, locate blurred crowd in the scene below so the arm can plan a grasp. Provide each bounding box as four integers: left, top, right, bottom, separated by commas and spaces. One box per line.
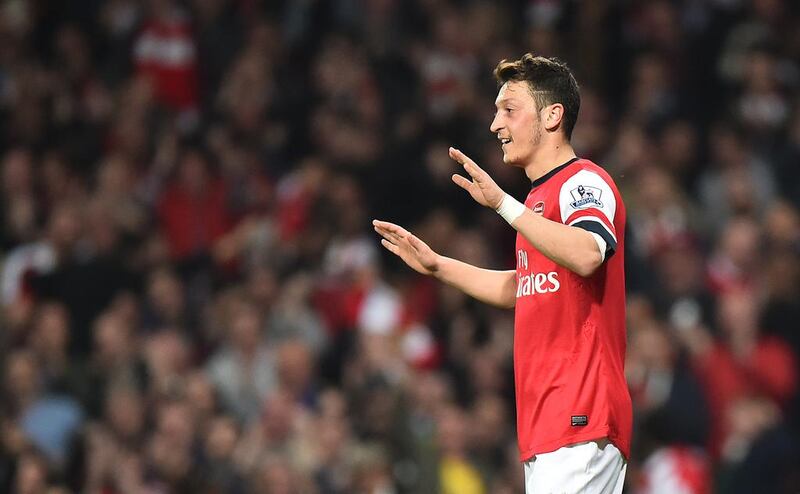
1, 0, 799, 493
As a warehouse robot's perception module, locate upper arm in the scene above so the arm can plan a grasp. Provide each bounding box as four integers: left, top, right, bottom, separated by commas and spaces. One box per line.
498, 269, 518, 308
558, 170, 618, 261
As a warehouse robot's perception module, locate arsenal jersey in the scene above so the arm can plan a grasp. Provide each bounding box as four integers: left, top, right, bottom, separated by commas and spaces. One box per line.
513, 157, 632, 461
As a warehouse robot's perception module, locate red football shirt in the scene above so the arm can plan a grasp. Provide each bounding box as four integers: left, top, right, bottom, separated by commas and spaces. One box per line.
514, 157, 632, 461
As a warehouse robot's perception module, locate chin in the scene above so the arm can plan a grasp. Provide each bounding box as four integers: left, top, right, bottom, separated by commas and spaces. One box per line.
502, 153, 524, 167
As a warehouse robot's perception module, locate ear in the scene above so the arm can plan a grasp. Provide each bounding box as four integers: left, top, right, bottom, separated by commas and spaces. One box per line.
543, 103, 564, 132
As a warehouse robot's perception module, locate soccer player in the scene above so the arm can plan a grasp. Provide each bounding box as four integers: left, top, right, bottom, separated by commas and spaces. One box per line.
373, 54, 631, 493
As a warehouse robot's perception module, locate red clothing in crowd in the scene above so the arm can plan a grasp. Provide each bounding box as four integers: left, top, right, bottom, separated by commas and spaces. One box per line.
133, 8, 199, 110
691, 336, 797, 457
157, 179, 231, 260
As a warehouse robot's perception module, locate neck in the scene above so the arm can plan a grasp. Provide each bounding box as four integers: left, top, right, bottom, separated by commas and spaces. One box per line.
522, 140, 577, 182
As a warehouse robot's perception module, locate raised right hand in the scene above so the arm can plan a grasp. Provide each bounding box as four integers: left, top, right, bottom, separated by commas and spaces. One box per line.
373, 220, 440, 275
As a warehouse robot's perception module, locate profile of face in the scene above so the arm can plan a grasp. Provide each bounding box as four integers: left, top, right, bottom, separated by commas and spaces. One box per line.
490, 80, 567, 167
490, 81, 543, 166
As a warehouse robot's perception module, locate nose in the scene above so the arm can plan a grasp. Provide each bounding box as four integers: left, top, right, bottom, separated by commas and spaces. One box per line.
490, 112, 502, 133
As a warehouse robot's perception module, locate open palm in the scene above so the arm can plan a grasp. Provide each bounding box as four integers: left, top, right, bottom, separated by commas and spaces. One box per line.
449, 147, 505, 209
372, 220, 439, 275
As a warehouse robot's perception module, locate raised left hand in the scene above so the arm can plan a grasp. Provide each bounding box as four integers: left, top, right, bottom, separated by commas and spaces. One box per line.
449, 147, 505, 209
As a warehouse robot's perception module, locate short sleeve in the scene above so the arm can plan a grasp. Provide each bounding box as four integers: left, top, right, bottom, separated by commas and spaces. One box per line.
559, 170, 618, 257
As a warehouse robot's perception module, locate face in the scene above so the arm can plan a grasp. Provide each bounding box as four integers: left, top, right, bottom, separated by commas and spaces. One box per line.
490, 81, 544, 166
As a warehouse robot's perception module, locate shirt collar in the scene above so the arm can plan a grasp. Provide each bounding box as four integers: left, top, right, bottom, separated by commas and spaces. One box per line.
531, 157, 579, 188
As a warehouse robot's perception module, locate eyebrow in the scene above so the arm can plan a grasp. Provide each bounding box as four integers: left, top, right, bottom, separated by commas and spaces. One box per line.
495, 98, 519, 107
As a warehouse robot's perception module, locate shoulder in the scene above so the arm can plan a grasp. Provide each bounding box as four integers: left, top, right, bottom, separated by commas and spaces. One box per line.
555, 160, 622, 206
565, 160, 618, 188
558, 163, 616, 200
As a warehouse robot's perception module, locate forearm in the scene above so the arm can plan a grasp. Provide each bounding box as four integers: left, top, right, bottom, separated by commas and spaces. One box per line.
511, 209, 602, 277
433, 256, 517, 308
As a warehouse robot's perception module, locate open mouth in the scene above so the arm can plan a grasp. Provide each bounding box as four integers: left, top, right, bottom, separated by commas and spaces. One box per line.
500, 138, 511, 145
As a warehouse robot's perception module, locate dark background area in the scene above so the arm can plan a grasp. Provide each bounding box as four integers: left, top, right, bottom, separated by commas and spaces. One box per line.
1, 0, 799, 492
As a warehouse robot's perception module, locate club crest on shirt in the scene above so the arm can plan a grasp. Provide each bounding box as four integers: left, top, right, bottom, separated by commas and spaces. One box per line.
569, 185, 603, 209
532, 201, 545, 214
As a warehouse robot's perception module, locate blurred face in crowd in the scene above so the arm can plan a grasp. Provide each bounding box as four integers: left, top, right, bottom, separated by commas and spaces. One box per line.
106, 387, 145, 440
261, 391, 294, 443
719, 218, 761, 270
727, 396, 779, 442
630, 321, 674, 371
156, 400, 194, 447
14, 454, 48, 494
436, 406, 470, 456
94, 313, 131, 363
32, 303, 69, 358
257, 457, 294, 494
710, 125, 747, 167
147, 268, 184, 321
491, 81, 543, 166
318, 388, 347, 420
4, 351, 39, 406
2, 148, 33, 195
204, 416, 238, 460
316, 416, 348, 463
658, 244, 703, 296
277, 340, 313, 396
185, 372, 217, 421
229, 303, 261, 352
177, 150, 209, 196
471, 394, 507, 450
47, 204, 82, 253
718, 290, 758, 341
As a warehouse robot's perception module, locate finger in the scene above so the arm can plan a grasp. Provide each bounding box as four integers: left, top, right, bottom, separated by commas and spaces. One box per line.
448, 146, 469, 165
374, 223, 404, 240
406, 234, 426, 252
374, 225, 400, 243
375, 226, 404, 246
448, 147, 482, 171
374, 226, 393, 243
451, 174, 473, 191
380, 238, 400, 255
449, 147, 486, 181
372, 219, 410, 238
462, 160, 484, 180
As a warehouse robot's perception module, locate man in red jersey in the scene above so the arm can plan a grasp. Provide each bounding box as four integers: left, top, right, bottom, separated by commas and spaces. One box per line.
374, 54, 631, 493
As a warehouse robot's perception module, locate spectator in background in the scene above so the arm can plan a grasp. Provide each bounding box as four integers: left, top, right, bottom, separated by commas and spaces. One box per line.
157, 146, 231, 265
698, 124, 776, 233
0, 148, 38, 251
3, 350, 83, 468
28, 303, 78, 396
207, 298, 276, 423
678, 288, 796, 459
133, 0, 199, 121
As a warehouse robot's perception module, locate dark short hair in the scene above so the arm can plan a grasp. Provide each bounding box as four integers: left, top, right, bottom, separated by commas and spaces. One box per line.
494, 54, 580, 140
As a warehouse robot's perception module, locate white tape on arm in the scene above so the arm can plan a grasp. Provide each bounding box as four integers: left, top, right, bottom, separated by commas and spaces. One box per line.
495, 193, 526, 224
589, 232, 607, 262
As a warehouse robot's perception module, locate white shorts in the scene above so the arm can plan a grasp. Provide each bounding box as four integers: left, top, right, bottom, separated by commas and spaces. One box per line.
523, 440, 627, 494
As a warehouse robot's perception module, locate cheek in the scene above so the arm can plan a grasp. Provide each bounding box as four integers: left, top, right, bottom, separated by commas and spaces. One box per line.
511, 122, 535, 144
515, 115, 538, 136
